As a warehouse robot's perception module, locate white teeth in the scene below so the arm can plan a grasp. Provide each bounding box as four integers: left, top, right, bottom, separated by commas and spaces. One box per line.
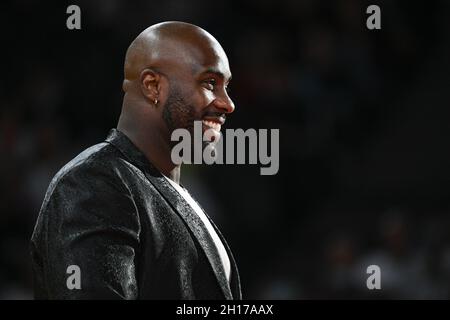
202, 120, 221, 132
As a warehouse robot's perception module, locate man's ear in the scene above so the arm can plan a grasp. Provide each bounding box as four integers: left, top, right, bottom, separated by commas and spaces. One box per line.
140, 68, 161, 104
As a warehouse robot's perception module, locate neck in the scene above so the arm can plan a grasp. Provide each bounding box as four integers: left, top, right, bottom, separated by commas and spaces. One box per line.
117, 110, 181, 184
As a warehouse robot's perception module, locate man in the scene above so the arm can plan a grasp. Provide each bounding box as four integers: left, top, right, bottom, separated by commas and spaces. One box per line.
30, 21, 241, 300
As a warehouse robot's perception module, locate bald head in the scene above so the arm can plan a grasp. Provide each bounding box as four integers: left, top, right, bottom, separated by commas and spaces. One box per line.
118, 22, 235, 177
123, 21, 229, 90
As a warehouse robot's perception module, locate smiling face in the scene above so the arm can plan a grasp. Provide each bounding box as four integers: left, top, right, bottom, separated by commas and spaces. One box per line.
161, 38, 234, 149
121, 22, 235, 168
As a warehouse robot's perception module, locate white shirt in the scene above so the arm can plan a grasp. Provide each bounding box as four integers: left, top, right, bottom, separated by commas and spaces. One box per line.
163, 176, 231, 283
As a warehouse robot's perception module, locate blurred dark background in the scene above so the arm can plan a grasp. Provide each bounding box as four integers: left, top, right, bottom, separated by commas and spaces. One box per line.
1, 0, 450, 299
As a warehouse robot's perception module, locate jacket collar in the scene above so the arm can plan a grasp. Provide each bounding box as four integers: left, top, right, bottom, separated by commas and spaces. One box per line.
105, 128, 240, 299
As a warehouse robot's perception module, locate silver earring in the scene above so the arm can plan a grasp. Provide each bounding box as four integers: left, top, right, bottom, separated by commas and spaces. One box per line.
154, 98, 158, 106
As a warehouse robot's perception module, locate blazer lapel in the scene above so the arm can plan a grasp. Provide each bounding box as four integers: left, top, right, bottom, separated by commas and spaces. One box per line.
207, 220, 242, 299
143, 171, 233, 299
194, 201, 242, 300
105, 129, 233, 299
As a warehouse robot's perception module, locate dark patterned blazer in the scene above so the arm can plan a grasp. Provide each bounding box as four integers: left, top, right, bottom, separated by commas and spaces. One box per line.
30, 129, 241, 300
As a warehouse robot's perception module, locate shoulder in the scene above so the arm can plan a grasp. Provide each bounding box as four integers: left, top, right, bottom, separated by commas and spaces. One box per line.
57, 142, 121, 179
35, 141, 143, 232
60, 140, 141, 182
43, 141, 136, 203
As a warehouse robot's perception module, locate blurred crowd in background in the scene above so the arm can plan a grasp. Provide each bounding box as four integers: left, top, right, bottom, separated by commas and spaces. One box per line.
1, 0, 450, 299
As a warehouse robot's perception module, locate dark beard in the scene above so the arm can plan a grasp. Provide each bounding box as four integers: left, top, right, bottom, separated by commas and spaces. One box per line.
162, 85, 215, 154
162, 85, 198, 149
162, 87, 195, 131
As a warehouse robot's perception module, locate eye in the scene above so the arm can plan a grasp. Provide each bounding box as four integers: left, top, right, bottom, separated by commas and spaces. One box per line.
204, 79, 216, 91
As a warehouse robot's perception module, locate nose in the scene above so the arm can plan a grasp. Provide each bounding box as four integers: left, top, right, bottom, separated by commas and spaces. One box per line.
214, 91, 235, 114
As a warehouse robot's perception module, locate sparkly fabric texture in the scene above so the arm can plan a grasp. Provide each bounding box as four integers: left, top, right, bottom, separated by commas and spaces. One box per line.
30, 129, 242, 300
